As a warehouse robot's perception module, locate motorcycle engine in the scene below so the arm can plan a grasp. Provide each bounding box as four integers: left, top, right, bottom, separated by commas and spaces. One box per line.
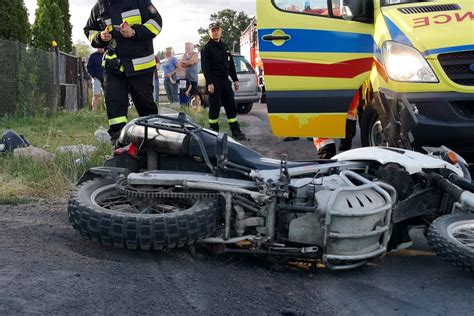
287, 171, 394, 265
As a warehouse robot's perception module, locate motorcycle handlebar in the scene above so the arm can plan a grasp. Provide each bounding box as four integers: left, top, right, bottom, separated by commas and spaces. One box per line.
430, 172, 474, 210
430, 173, 463, 200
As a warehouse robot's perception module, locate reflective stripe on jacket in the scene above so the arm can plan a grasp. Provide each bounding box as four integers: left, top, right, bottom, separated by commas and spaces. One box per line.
84, 0, 162, 77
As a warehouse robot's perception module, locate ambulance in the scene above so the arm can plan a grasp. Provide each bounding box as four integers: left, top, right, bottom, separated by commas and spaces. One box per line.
256, 0, 474, 158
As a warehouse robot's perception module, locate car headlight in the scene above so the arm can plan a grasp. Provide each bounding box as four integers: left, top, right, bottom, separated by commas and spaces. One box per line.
382, 41, 438, 83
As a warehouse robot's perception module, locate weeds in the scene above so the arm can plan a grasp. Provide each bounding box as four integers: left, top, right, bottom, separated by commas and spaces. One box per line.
0, 110, 113, 200
0, 104, 239, 201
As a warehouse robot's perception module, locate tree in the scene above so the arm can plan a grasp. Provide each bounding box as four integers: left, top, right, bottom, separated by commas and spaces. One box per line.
73, 40, 92, 58
57, 0, 73, 53
0, 0, 31, 43
31, 0, 64, 51
197, 9, 251, 52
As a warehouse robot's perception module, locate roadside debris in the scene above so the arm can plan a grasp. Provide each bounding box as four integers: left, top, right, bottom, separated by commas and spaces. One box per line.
14, 146, 56, 164
94, 127, 111, 143
0, 129, 31, 154
56, 144, 97, 156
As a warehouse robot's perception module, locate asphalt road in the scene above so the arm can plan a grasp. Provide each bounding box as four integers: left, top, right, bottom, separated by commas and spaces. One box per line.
0, 103, 472, 315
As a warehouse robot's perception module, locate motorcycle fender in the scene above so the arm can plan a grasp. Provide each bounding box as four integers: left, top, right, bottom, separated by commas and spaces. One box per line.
77, 167, 129, 185
374, 89, 417, 148
334, 147, 462, 176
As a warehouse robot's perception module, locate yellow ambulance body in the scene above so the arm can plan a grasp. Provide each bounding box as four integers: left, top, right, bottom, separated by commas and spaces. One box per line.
257, 0, 474, 157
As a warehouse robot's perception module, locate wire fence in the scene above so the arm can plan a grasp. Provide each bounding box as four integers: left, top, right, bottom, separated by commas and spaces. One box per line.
0, 38, 89, 117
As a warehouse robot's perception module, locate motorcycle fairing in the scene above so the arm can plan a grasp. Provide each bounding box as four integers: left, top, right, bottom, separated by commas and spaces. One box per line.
334, 147, 462, 175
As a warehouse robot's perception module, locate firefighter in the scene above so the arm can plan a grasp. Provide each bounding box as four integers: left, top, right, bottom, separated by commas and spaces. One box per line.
84, 0, 162, 141
313, 90, 360, 159
201, 23, 247, 141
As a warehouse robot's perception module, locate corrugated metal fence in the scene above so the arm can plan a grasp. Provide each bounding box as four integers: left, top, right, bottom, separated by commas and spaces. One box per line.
0, 38, 88, 117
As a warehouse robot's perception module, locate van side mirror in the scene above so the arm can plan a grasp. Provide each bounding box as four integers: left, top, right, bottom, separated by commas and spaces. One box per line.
340, 0, 374, 23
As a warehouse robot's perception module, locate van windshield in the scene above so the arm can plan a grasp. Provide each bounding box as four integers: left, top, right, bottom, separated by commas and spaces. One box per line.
381, 0, 434, 6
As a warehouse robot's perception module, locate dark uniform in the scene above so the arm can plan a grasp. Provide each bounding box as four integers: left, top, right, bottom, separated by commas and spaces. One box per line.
201, 25, 246, 140
84, 0, 162, 140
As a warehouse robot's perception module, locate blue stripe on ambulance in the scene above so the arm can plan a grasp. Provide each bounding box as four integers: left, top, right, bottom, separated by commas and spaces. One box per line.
258, 28, 374, 53
384, 17, 414, 47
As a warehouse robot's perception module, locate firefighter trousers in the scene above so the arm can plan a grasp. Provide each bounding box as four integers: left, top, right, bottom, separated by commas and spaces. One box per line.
208, 80, 238, 125
104, 71, 158, 138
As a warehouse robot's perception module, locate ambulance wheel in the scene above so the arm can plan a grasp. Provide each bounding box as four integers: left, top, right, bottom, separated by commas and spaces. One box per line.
361, 102, 387, 147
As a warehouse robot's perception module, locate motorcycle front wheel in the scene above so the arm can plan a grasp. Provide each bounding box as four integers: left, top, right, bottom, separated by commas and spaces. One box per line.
68, 178, 220, 250
427, 213, 474, 271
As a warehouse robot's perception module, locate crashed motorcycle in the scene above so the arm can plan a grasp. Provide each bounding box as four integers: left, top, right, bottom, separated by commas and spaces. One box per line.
68, 113, 474, 271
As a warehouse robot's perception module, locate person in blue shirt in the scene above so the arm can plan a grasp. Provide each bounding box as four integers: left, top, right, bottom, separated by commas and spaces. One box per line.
162, 47, 179, 104
180, 42, 200, 110
86, 48, 104, 111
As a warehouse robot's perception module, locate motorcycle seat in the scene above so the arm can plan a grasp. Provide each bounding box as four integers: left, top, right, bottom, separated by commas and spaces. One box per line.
189, 130, 317, 170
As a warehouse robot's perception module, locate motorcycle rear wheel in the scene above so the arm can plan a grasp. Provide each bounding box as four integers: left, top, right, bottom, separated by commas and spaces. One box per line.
427, 213, 474, 271
68, 178, 220, 250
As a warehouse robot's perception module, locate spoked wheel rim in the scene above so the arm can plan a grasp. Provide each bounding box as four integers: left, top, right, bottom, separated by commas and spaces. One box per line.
369, 119, 388, 147
447, 220, 474, 249
190, 96, 197, 108
91, 184, 197, 215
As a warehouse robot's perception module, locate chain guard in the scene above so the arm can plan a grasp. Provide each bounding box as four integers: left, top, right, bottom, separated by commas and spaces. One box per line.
116, 177, 223, 199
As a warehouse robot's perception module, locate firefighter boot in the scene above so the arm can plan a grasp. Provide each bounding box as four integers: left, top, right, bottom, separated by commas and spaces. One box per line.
338, 138, 353, 151
318, 143, 336, 159
229, 121, 247, 141
339, 119, 356, 151
209, 122, 219, 133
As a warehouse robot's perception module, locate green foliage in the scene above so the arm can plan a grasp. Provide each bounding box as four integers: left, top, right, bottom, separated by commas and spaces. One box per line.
0, 105, 235, 200
73, 39, 92, 58
31, 0, 65, 51
197, 9, 251, 51
0, 0, 31, 43
57, 0, 73, 52
0, 110, 112, 199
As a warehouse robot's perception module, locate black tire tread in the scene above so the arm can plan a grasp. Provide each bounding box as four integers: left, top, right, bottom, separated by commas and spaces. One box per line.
427, 214, 474, 271
360, 101, 378, 147
67, 179, 220, 250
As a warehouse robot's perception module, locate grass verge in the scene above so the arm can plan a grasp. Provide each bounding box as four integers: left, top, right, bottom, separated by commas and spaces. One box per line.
0, 110, 114, 201
0, 104, 242, 201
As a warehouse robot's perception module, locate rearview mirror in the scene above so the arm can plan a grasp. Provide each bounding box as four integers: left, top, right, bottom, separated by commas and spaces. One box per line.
340, 0, 374, 23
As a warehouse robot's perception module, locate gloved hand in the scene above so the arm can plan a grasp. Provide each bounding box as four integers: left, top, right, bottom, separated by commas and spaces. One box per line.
104, 57, 121, 71
103, 50, 122, 72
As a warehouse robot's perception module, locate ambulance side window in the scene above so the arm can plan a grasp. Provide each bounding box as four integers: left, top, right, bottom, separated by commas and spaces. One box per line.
274, 0, 330, 16
274, 0, 344, 18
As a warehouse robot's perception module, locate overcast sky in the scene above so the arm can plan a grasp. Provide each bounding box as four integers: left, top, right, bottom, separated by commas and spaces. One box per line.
24, 0, 256, 53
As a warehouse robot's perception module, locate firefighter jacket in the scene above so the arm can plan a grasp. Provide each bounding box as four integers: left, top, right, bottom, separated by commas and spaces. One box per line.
201, 40, 238, 85
84, 0, 162, 76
